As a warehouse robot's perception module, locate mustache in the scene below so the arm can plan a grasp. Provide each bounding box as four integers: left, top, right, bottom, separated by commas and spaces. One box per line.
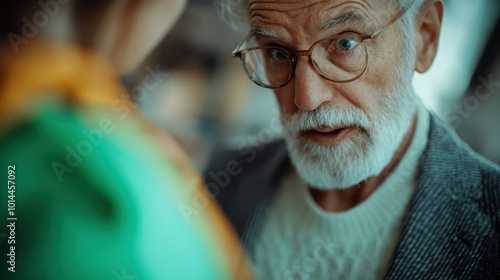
282, 106, 371, 134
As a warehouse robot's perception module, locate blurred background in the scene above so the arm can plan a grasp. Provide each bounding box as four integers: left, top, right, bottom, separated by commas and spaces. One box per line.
124, 0, 500, 170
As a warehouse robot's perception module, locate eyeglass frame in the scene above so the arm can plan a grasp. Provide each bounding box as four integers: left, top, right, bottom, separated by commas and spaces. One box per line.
232, 2, 418, 89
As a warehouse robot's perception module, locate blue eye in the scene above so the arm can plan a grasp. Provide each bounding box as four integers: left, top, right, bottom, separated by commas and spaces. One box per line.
334, 38, 358, 51
270, 49, 289, 61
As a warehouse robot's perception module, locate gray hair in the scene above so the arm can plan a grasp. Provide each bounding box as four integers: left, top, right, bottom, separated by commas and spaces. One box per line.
398, 0, 427, 82
399, 0, 428, 45
213, 0, 249, 31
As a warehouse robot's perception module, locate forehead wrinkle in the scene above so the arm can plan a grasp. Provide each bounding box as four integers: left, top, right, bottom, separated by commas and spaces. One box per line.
318, 0, 381, 31
250, 0, 328, 16
319, 11, 367, 31
248, 0, 382, 42
249, 0, 335, 36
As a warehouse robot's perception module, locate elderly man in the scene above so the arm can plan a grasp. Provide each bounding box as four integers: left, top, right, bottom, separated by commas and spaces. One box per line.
205, 0, 500, 279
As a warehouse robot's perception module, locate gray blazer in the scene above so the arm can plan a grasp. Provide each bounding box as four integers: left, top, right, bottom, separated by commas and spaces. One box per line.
204, 114, 500, 279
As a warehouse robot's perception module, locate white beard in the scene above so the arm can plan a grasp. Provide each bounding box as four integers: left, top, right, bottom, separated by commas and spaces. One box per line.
281, 74, 418, 190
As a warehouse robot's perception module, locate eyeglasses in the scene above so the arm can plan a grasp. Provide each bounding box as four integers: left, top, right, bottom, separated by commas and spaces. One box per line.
232, 4, 415, 89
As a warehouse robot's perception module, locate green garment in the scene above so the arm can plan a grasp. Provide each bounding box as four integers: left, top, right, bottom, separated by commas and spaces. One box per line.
0, 95, 229, 279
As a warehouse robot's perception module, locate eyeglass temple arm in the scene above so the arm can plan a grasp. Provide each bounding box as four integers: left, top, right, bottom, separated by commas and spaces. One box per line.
232, 33, 254, 56
363, 1, 418, 41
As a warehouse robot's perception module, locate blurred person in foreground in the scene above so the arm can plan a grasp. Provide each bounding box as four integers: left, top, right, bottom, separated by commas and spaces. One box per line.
0, 0, 252, 279
205, 0, 500, 279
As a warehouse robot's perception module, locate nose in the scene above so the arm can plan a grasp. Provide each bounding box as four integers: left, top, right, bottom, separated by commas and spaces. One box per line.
293, 56, 335, 111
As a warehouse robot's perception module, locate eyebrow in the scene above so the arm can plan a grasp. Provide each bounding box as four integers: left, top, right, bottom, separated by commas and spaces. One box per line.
319, 11, 367, 31
249, 26, 279, 40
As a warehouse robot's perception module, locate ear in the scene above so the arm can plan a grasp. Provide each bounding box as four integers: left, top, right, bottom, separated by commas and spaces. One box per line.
106, 0, 187, 74
414, 0, 444, 73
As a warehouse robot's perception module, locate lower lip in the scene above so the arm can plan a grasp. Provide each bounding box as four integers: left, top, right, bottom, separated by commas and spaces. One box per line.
302, 127, 356, 145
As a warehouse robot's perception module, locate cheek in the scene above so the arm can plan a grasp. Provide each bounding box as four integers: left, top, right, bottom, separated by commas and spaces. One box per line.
346, 82, 388, 119
356, 49, 402, 111
365, 34, 403, 92
273, 87, 296, 116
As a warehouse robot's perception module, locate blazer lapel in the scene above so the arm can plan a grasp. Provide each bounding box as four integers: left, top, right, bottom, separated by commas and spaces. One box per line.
386, 116, 495, 279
